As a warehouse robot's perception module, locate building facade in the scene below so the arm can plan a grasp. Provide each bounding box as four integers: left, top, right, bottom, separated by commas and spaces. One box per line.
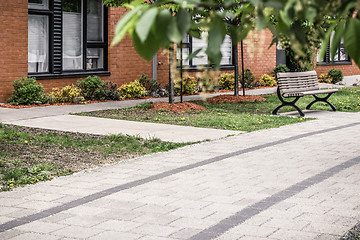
0, 0, 359, 103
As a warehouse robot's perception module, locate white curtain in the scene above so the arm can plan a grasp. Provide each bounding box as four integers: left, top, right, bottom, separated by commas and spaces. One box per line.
28, 15, 49, 73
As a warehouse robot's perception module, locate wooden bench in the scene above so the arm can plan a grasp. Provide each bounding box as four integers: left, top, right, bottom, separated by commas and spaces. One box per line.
272, 70, 338, 117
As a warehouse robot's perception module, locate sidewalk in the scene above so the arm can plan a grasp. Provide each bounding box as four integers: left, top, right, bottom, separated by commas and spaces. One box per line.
0, 88, 276, 142
1, 86, 359, 240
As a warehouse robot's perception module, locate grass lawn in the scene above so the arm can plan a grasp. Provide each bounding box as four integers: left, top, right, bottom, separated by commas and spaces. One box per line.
0, 124, 191, 191
77, 87, 359, 132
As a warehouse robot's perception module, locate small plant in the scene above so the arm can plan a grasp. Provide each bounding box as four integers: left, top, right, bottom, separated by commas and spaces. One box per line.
77, 75, 106, 100
318, 73, 333, 83
174, 75, 198, 95
241, 69, 256, 88
219, 73, 235, 90
272, 64, 290, 79
118, 80, 146, 99
7, 77, 45, 105
259, 74, 277, 87
49, 85, 81, 103
102, 81, 121, 100
138, 74, 167, 97
328, 68, 343, 84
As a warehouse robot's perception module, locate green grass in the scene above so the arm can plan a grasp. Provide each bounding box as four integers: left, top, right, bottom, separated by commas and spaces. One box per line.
77, 87, 359, 132
0, 124, 191, 191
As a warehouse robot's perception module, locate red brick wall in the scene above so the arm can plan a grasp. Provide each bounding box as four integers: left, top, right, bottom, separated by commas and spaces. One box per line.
239, 29, 276, 80
1, 3, 360, 103
315, 60, 360, 77
0, 0, 28, 102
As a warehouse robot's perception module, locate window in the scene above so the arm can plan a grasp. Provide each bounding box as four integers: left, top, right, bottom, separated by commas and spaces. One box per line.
28, 0, 108, 76
317, 32, 351, 65
177, 33, 233, 69
28, 0, 50, 73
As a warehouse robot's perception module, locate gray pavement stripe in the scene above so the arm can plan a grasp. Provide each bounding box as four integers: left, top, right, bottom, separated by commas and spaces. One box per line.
188, 155, 360, 240
0, 122, 359, 232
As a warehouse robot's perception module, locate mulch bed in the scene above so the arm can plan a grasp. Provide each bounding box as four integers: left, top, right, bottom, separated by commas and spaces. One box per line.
207, 95, 267, 103
151, 102, 207, 112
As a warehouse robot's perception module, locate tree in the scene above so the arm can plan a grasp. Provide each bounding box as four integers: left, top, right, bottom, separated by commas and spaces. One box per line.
105, 0, 360, 71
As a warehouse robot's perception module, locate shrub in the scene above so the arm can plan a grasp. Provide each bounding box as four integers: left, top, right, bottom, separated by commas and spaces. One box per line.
7, 77, 45, 105
272, 64, 290, 79
259, 74, 277, 87
77, 76, 106, 100
219, 73, 235, 90
174, 75, 198, 95
138, 74, 167, 97
240, 69, 256, 88
328, 68, 343, 84
118, 80, 146, 99
102, 81, 121, 100
318, 74, 333, 83
49, 85, 81, 103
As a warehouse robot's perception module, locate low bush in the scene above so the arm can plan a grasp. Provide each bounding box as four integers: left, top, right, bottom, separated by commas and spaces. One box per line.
219, 73, 235, 90
259, 74, 277, 87
102, 81, 121, 100
272, 64, 289, 79
77, 76, 106, 100
174, 75, 198, 95
328, 68, 343, 84
318, 74, 333, 83
118, 80, 146, 99
7, 77, 45, 105
138, 74, 167, 97
241, 69, 256, 88
49, 85, 81, 103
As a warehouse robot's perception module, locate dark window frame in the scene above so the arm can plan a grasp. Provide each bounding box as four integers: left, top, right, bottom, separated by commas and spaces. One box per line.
178, 35, 235, 71
28, 0, 109, 79
317, 44, 352, 66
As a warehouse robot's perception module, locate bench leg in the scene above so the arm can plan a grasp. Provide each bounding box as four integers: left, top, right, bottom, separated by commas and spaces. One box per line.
306, 93, 336, 111
272, 88, 305, 117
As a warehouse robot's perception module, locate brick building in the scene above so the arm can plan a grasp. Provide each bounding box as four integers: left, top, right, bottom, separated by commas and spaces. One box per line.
0, 0, 359, 103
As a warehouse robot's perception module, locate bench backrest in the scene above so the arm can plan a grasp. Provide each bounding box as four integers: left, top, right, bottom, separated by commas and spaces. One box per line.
277, 71, 319, 95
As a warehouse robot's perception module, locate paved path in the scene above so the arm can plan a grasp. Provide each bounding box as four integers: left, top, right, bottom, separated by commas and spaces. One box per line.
1, 86, 359, 240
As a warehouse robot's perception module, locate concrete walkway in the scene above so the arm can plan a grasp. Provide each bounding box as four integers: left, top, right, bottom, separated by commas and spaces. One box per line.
1, 87, 359, 240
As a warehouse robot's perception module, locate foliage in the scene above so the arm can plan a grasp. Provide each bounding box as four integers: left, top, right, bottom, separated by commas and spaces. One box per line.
107, 0, 360, 70
328, 68, 343, 84
138, 74, 167, 97
102, 81, 121, 100
1, 164, 53, 191
259, 74, 277, 87
77, 76, 106, 100
318, 74, 333, 83
219, 73, 235, 90
118, 80, 146, 99
7, 77, 45, 105
49, 85, 81, 103
241, 69, 256, 88
174, 75, 198, 95
272, 64, 289, 79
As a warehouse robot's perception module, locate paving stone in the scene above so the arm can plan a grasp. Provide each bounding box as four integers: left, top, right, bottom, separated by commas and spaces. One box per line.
87, 230, 143, 240
92, 219, 143, 232
131, 223, 179, 237
14, 221, 67, 234
51, 225, 104, 238
0, 229, 23, 240
169, 228, 203, 239
7, 232, 61, 240
268, 229, 320, 240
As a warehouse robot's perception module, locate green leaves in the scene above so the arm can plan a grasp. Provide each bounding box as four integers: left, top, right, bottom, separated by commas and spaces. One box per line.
344, 18, 360, 66
135, 8, 158, 43
205, 15, 226, 66
112, 5, 192, 60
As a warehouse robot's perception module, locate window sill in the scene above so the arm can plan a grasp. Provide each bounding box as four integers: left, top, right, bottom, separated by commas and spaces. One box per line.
28, 71, 111, 80
316, 61, 352, 66
177, 65, 235, 72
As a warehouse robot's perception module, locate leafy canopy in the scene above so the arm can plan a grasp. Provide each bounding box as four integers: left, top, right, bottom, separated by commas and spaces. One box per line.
105, 0, 360, 68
